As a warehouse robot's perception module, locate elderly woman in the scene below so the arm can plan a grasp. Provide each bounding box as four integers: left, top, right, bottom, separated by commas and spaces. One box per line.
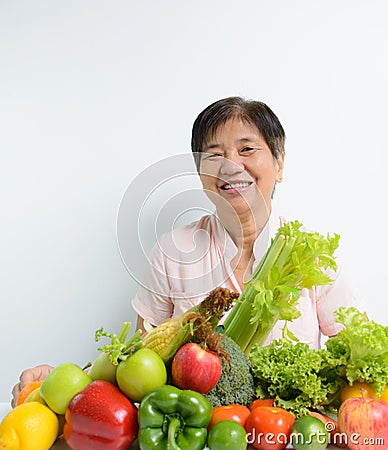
132, 96, 361, 348
11, 97, 363, 405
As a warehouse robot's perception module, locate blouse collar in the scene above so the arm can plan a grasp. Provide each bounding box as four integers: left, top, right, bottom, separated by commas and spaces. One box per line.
215, 208, 282, 264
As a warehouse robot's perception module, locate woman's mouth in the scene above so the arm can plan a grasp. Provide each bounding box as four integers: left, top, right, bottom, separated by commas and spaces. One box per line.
220, 181, 253, 192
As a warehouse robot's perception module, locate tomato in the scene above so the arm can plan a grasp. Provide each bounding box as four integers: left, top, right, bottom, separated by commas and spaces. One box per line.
291, 415, 328, 450
207, 420, 248, 450
116, 348, 167, 402
249, 399, 275, 411
209, 404, 251, 430
245, 406, 295, 450
340, 381, 377, 403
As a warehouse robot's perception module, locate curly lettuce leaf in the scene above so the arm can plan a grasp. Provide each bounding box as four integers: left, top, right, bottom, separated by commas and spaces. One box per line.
250, 339, 342, 417
325, 307, 388, 394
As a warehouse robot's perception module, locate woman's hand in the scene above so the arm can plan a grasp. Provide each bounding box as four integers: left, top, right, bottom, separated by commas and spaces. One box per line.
11, 364, 54, 407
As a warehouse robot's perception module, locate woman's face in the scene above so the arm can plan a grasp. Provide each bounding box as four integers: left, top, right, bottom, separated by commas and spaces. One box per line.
199, 117, 284, 218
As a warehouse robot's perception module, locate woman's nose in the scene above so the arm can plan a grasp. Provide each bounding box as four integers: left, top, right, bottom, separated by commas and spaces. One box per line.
219, 155, 244, 175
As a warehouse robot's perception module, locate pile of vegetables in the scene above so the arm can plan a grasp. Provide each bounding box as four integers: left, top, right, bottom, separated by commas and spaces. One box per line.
2, 220, 388, 450
250, 307, 388, 417
248, 307, 388, 417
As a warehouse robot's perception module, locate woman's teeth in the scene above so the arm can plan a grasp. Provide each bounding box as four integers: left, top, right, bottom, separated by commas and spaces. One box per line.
222, 182, 251, 190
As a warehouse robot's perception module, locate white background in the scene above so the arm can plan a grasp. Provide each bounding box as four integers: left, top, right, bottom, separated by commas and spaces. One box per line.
1, 1, 387, 401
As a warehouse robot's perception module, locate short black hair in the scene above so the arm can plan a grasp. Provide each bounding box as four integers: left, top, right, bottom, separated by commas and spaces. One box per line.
191, 96, 285, 171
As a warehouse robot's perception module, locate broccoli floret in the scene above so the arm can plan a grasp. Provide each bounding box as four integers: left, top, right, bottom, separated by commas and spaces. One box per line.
205, 334, 255, 407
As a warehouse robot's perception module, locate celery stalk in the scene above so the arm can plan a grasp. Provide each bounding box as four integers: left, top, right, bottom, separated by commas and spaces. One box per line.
223, 221, 339, 355
95, 322, 143, 365
223, 233, 286, 341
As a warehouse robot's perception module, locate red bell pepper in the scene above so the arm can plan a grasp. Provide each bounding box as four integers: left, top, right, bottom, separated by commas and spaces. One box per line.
63, 379, 138, 450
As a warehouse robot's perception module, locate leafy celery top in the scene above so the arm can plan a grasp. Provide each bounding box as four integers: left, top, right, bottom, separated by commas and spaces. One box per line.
223, 220, 340, 354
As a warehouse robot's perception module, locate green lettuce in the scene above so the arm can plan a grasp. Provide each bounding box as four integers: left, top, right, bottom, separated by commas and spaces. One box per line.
326, 307, 388, 395
250, 339, 342, 417
249, 307, 388, 417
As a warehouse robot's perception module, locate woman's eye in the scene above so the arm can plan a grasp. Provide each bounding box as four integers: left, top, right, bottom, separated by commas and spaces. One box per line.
240, 147, 255, 153
204, 153, 222, 159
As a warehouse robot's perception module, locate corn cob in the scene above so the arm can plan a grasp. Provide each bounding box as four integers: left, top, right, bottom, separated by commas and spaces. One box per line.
142, 287, 239, 363
142, 312, 200, 363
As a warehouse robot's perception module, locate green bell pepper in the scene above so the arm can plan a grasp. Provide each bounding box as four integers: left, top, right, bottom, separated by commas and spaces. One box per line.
138, 384, 212, 450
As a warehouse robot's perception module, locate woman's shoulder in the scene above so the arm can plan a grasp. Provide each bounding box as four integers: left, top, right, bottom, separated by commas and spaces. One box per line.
161, 213, 216, 237
156, 213, 218, 255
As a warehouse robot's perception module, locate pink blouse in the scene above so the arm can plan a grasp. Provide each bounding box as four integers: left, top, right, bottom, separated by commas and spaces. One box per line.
131, 212, 363, 349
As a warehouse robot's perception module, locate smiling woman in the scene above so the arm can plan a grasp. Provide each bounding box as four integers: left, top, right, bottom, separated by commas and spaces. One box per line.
130, 97, 365, 348
199, 118, 284, 222
198, 116, 284, 290
11, 97, 366, 406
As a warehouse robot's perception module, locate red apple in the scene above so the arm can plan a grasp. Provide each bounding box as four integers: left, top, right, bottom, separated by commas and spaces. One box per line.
171, 342, 222, 394
338, 397, 388, 449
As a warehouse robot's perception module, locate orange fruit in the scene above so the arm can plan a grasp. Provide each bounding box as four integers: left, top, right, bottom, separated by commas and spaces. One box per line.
16, 381, 44, 406
24, 386, 46, 405
380, 385, 388, 403
340, 381, 377, 403
340, 381, 388, 404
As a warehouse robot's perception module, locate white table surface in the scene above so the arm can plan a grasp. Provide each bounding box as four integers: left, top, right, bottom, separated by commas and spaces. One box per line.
0, 402, 11, 419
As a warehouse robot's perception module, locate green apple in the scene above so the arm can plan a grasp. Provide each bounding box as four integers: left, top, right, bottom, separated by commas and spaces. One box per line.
116, 348, 167, 402
88, 352, 117, 385
40, 362, 92, 414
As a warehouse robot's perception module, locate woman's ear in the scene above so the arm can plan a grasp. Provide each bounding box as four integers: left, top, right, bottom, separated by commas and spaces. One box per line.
275, 152, 285, 183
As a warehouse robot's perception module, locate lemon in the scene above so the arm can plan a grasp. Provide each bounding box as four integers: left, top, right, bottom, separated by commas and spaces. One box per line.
0, 402, 59, 450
